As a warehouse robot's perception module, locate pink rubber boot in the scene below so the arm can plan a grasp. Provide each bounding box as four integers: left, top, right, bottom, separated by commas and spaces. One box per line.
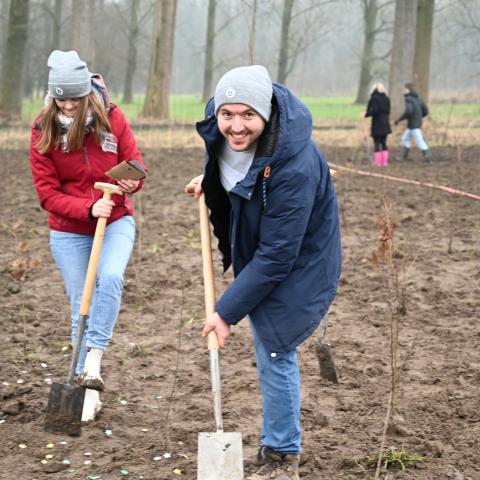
374, 151, 382, 167
382, 150, 389, 166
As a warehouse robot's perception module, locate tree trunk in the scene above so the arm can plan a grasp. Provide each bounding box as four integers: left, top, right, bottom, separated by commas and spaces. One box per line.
85, 0, 97, 69
201, 0, 216, 102
51, 0, 63, 49
354, 0, 378, 105
41, 0, 63, 99
122, 0, 140, 104
388, 0, 418, 117
248, 0, 257, 65
277, 0, 294, 84
69, 0, 82, 51
142, 0, 177, 120
0, 0, 30, 120
413, 0, 435, 103
0, 0, 9, 50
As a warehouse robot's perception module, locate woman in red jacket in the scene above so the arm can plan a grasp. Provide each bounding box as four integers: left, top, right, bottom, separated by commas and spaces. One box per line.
30, 50, 146, 398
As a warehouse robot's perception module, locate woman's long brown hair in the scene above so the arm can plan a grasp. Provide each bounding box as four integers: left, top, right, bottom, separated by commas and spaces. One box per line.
36, 92, 111, 154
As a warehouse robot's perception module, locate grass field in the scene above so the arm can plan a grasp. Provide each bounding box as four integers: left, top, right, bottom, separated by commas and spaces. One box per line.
21, 94, 480, 124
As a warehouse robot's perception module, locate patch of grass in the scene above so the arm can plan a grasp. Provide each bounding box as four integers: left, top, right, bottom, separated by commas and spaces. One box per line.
302, 96, 364, 121
21, 95, 206, 123
429, 102, 480, 122
21, 94, 480, 124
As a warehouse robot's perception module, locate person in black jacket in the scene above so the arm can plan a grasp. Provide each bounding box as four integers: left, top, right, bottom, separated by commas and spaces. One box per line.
364, 83, 392, 166
394, 83, 432, 163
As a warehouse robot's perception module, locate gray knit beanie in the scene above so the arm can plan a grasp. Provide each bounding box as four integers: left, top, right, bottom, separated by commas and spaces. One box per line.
214, 65, 273, 121
47, 50, 92, 99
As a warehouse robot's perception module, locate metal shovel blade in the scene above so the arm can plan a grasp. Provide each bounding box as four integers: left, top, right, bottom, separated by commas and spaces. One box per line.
315, 342, 339, 383
44, 382, 85, 437
198, 431, 243, 480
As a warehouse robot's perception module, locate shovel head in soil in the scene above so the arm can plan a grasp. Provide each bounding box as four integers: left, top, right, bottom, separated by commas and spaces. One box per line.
44, 383, 85, 436
198, 431, 243, 480
193, 194, 244, 479
315, 341, 339, 383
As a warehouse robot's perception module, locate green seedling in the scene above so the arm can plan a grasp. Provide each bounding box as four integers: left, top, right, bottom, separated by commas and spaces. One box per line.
368, 446, 426, 471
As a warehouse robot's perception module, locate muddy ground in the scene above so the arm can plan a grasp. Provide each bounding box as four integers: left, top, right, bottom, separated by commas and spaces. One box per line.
0, 142, 479, 480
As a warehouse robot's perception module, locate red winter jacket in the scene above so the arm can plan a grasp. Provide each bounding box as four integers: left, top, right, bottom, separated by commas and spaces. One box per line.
30, 105, 146, 235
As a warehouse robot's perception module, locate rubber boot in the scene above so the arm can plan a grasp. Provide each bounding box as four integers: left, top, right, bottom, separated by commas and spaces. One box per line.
79, 348, 105, 391
382, 150, 389, 166
402, 146, 410, 161
374, 151, 382, 167
422, 149, 432, 164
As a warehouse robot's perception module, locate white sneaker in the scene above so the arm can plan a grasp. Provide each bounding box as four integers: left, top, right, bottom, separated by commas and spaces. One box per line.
82, 388, 102, 422
79, 348, 105, 391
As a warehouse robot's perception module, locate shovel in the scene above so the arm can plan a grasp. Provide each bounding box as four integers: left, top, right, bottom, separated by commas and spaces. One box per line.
44, 182, 123, 436
314, 313, 339, 383
195, 193, 243, 480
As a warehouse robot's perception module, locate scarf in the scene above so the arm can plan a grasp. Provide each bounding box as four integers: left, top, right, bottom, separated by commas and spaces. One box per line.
57, 111, 95, 153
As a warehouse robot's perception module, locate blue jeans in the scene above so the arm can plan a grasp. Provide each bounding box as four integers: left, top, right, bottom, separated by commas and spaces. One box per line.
402, 128, 428, 150
50, 216, 135, 374
250, 321, 302, 454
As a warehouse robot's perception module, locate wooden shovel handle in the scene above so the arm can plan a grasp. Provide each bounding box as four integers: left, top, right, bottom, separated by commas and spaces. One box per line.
198, 194, 220, 351
78, 182, 123, 316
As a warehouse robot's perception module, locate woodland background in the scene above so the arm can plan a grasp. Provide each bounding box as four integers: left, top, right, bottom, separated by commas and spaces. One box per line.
0, 0, 480, 123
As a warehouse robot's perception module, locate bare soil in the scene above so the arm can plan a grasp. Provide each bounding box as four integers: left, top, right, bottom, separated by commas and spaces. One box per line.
0, 144, 479, 480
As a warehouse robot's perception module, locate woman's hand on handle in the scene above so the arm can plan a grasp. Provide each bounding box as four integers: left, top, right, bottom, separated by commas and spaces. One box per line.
91, 198, 115, 218
202, 312, 230, 348
185, 175, 204, 199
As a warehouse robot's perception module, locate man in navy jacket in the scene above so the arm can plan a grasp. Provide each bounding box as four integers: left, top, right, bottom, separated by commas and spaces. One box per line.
186, 65, 341, 480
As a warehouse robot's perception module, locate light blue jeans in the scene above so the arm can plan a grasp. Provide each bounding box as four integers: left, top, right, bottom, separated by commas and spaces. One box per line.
50, 216, 135, 374
402, 128, 428, 150
250, 321, 302, 454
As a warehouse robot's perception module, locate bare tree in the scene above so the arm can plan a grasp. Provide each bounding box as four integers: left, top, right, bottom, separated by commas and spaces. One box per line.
355, 0, 379, 104
413, 0, 435, 102
122, 0, 140, 104
112, 0, 153, 103
202, 0, 216, 102
277, 0, 336, 84
201, 1, 244, 101
277, 0, 294, 84
447, 0, 480, 73
0, 0, 30, 119
67, 0, 97, 68
47, 0, 63, 50
142, 0, 177, 120
388, 0, 418, 115
69, 0, 82, 51
85, 0, 97, 68
248, 0, 258, 64
0, 0, 9, 50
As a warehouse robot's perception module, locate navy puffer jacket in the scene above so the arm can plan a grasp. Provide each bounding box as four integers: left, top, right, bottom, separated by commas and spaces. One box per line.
196, 83, 342, 356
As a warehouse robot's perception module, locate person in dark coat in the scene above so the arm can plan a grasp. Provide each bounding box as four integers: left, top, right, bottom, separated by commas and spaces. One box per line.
185, 65, 341, 480
364, 82, 392, 166
394, 82, 432, 163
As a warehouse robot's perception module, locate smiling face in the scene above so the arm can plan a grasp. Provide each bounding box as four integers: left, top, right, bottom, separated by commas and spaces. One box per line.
54, 97, 81, 118
217, 104, 266, 151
